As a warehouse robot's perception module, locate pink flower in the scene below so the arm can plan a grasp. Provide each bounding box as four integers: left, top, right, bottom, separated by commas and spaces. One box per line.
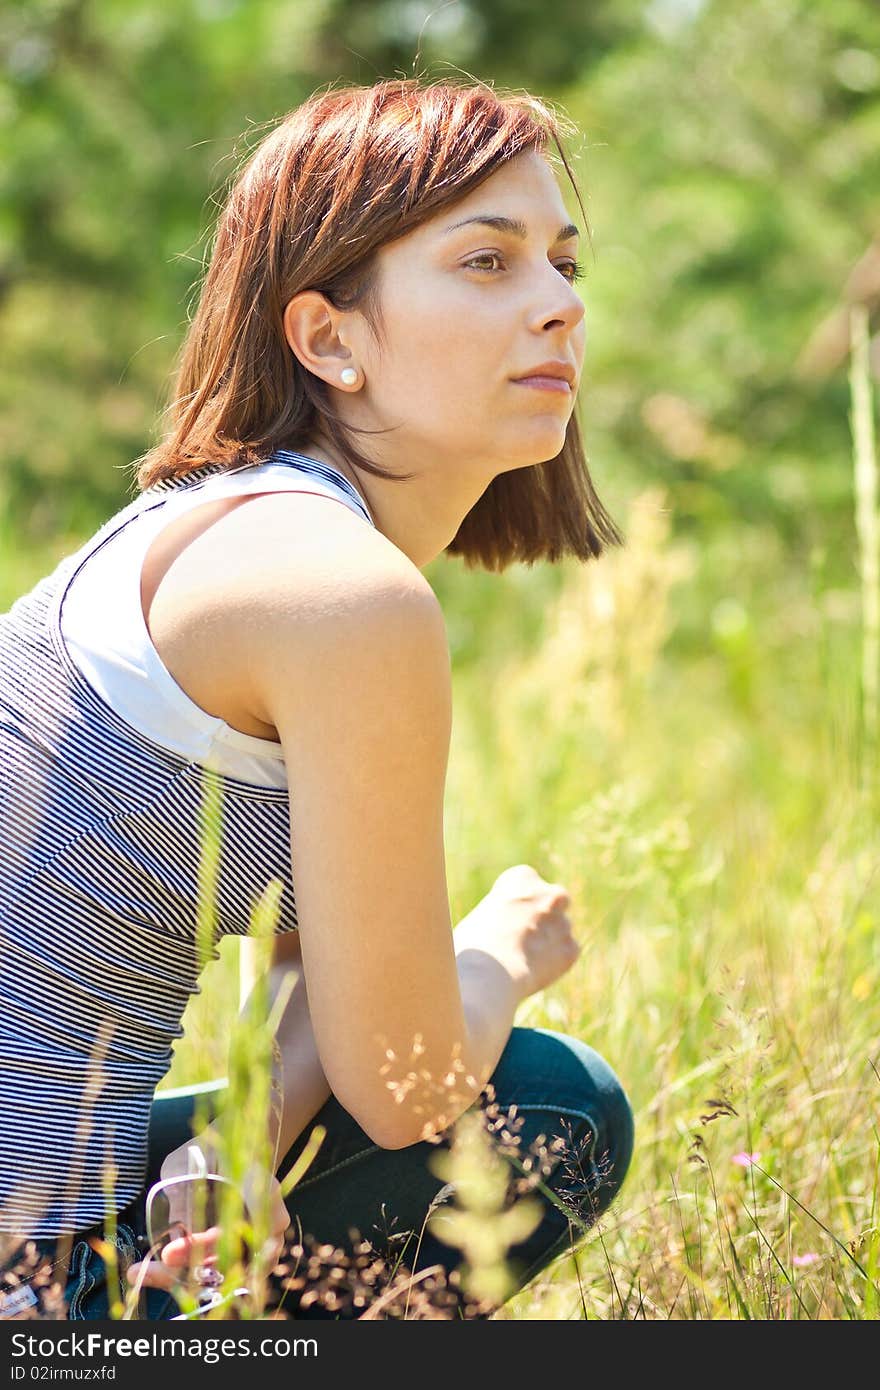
731, 1151, 761, 1168
792, 1252, 820, 1268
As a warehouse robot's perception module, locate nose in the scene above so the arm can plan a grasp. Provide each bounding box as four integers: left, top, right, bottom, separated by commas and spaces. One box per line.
529, 267, 585, 337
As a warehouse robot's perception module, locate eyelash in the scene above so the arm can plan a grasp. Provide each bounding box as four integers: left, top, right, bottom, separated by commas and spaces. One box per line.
464, 253, 585, 283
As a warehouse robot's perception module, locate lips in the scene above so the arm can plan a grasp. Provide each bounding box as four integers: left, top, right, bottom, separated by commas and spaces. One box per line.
511, 361, 576, 388
512, 375, 572, 390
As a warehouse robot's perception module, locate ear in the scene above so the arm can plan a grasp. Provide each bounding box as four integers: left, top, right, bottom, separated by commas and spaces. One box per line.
283, 290, 355, 386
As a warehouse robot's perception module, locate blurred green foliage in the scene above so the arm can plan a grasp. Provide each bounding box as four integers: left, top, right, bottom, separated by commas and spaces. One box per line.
1, 0, 877, 579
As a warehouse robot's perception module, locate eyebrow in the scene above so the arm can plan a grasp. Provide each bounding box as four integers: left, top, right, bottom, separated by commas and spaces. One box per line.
441, 214, 580, 243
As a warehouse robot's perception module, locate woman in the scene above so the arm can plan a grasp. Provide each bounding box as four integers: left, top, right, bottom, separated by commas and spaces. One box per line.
0, 77, 633, 1321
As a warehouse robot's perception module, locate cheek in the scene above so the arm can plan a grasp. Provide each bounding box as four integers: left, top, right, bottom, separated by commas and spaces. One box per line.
375, 327, 489, 412
381, 279, 507, 373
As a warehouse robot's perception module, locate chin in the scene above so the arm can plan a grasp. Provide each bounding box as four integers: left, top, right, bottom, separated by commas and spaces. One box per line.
514, 429, 569, 467
482, 421, 569, 474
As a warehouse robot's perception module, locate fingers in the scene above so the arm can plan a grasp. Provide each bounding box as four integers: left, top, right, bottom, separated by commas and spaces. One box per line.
160, 1226, 221, 1269
126, 1257, 180, 1292
126, 1226, 222, 1292
126, 1194, 289, 1295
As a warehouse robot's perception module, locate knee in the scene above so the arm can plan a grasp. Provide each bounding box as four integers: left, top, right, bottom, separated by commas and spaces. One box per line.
501, 1026, 635, 1204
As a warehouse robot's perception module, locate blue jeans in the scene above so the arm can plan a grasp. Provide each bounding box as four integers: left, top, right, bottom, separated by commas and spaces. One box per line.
2, 1027, 633, 1320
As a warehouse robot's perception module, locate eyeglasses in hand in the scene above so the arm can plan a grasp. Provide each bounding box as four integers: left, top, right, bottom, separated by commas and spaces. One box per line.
144, 1143, 251, 1319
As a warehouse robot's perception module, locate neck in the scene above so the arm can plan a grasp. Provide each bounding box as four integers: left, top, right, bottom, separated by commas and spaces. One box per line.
296, 435, 494, 571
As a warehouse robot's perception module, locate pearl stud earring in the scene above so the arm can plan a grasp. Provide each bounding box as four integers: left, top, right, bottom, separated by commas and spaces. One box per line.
340, 367, 358, 385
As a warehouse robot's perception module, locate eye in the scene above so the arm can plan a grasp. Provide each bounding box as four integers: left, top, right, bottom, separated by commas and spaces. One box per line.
463, 253, 585, 283
463, 253, 506, 273
559, 260, 586, 284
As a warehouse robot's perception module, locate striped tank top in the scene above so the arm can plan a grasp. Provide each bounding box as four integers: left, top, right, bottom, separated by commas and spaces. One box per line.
0, 449, 376, 1237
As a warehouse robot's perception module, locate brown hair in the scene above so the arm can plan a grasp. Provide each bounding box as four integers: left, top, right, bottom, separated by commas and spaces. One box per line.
133, 77, 624, 571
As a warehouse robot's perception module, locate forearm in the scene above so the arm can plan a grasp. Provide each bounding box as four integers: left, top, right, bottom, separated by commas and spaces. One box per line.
233, 934, 521, 1161
374, 937, 521, 1145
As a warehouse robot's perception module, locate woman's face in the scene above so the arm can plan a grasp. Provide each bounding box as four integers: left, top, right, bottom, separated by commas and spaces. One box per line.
347, 148, 587, 478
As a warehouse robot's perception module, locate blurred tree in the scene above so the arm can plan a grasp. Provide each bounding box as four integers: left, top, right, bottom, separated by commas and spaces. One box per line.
1, 0, 326, 533
567, 0, 880, 562
312, 0, 645, 89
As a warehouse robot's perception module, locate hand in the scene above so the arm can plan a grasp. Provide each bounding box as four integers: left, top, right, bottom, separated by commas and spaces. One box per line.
126, 1133, 290, 1296
453, 863, 581, 1004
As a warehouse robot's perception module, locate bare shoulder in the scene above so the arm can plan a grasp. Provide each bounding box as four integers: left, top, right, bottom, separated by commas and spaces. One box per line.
223, 488, 435, 609
210, 490, 446, 725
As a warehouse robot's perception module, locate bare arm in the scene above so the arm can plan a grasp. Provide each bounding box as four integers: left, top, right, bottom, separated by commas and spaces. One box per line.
238, 922, 521, 1163
266, 597, 515, 1145
225, 496, 524, 1148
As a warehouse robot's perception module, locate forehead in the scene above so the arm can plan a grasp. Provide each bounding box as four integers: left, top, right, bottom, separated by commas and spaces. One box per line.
444, 149, 565, 217
390, 150, 571, 254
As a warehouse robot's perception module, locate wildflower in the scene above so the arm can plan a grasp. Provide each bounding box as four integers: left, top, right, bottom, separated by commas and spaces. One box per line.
731, 1151, 761, 1168
792, 1252, 820, 1268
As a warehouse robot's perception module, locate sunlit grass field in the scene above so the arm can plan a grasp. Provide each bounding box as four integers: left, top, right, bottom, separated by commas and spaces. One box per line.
2, 341, 877, 1319
445, 481, 877, 1319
